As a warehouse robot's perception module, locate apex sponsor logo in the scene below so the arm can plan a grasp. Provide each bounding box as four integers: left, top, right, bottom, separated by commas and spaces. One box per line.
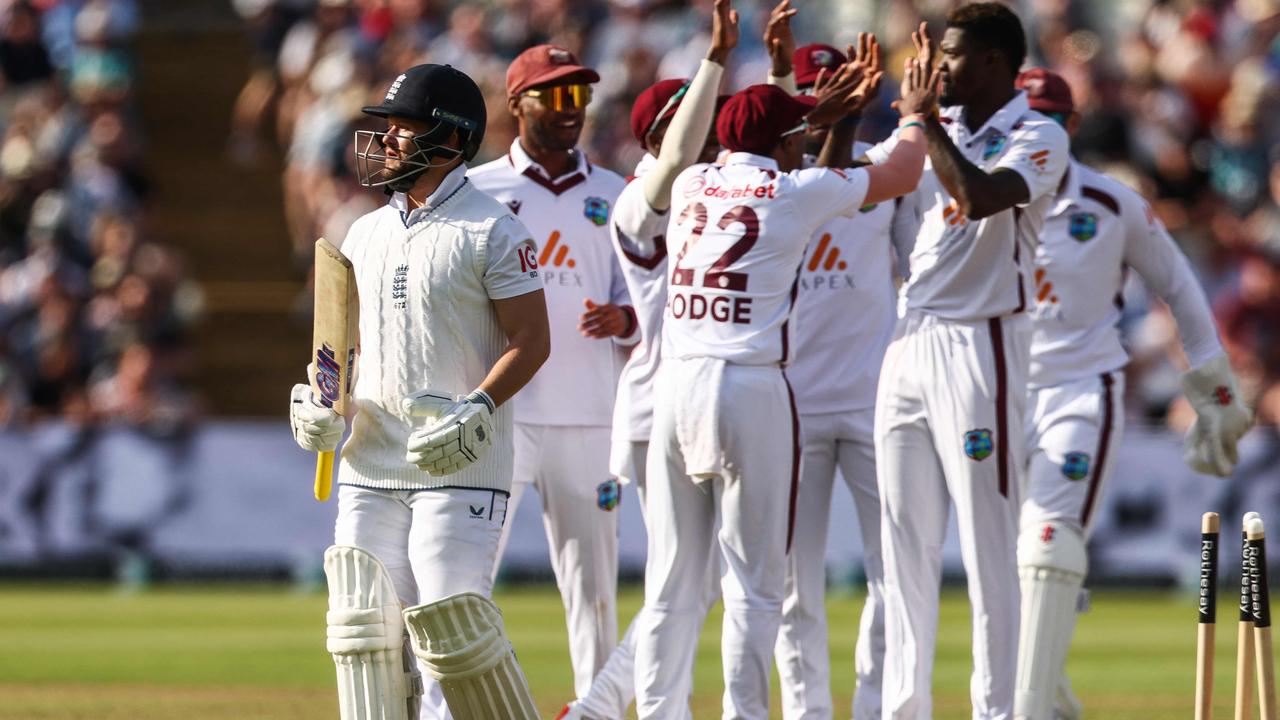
806, 234, 848, 272
540, 231, 576, 268
1034, 268, 1058, 305
1030, 149, 1052, 172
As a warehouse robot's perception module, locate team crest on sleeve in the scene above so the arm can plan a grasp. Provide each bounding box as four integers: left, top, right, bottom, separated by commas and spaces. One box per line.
596, 479, 620, 511
964, 429, 994, 461
982, 133, 1006, 160
1061, 452, 1091, 481
583, 196, 610, 227
1068, 212, 1098, 241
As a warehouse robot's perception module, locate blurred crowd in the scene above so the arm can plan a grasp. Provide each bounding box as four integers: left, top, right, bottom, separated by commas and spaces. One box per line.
0, 0, 201, 434
234, 0, 1280, 434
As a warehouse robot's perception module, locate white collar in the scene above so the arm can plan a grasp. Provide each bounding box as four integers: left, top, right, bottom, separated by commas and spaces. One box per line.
507, 139, 590, 183
1049, 158, 1084, 217
944, 90, 1032, 140
723, 152, 779, 170
389, 163, 468, 225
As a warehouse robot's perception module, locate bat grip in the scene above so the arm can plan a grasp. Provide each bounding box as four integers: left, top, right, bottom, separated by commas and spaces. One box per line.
315, 450, 334, 502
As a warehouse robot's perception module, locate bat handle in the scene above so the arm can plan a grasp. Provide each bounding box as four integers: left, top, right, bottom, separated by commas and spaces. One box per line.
315, 450, 334, 502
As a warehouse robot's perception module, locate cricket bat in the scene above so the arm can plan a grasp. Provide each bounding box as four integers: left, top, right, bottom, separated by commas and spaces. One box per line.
311, 237, 357, 502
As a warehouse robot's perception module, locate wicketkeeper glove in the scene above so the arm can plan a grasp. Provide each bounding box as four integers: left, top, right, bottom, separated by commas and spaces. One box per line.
402, 388, 495, 476
1180, 354, 1253, 477
289, 383, 345, 452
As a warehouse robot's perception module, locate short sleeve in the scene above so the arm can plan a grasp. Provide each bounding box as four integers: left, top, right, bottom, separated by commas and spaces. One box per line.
994, 120, 1070, 207
613, 180, 669, 261
863, 131, 900, 165
790, 166, 871, 223
483, 215, 544, 300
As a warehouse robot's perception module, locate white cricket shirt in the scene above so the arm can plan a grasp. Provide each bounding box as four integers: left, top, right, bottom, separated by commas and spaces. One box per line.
337, 165, 543, 492
662, 152, 870, 366
1029, 160, 1222, 388
469, 141, 632, 427
610, 153, 670, 442
790, 162, 914, 413
867, 92, 1070, 320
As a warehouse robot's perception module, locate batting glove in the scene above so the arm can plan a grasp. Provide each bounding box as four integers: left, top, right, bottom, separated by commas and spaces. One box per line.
402, 388, 495, 476
1180, 354, 1253, 477
290, 383, 345, 453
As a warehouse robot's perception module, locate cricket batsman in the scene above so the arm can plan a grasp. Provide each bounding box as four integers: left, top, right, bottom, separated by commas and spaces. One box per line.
288, 63, 551, 719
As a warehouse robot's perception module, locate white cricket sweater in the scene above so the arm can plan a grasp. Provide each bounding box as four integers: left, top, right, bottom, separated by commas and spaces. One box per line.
335, 166, 543, 492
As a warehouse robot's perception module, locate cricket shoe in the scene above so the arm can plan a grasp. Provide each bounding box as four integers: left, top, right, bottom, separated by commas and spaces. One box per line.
1054, 675, 1083, 719
555, 702, 592, 720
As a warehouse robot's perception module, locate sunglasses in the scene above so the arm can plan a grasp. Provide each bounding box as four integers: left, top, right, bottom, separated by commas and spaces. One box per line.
780, 119, 809, 138
646, 81, 692, 138
522, 84, 593, 112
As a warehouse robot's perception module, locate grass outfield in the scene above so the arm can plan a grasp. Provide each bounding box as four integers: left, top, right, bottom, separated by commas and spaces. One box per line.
0, 584, 1252, 719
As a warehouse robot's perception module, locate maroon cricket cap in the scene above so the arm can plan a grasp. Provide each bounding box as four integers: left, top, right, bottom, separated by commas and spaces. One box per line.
715, 84, 816, 157
631, 79, 690, 145
506, 44, 600, 97
1016, 68, 1075, 115
793, 43, 846, 88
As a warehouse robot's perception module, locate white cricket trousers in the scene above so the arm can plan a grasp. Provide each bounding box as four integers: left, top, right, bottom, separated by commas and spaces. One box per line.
635, 358, 799, 720
493, 423, 619, 698
1023, 372, 1125, 537
875, 312, 1029, 720
333, 484, 508, 720
777, 407, 885, 720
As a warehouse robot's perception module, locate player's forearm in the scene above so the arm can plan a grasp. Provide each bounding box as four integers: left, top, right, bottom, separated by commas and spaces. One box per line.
816, 115, 857, 170
766, 70, 797, 95
645, 59, 724, 212
1147, 251, 1224, 369
923, 116, 1016, 220
477, 333, 550, 408
863, 123, 925, 206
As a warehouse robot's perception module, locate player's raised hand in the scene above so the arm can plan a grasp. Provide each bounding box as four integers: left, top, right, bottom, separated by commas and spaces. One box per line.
806, 60, 869, 127
707, 0, 739, 64
579, 298, 632, 339
763, 0, 797, 77
892, 56, 941, 118
911, 21, 936, 70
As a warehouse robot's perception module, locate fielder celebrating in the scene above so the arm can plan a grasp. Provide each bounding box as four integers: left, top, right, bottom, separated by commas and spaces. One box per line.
1012, 68, 1253, 720
769, 35, 919, 720
469, 45, 635, 700
634, 54, 937, 719
288, 64, 551, 719
863, 7, 1070, 718
560, 2, 738, 718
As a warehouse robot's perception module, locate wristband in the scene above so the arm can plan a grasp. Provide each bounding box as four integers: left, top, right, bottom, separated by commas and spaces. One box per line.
899, 121, 925, 132
465, 389, 495, 414
898, 113, 927, 126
